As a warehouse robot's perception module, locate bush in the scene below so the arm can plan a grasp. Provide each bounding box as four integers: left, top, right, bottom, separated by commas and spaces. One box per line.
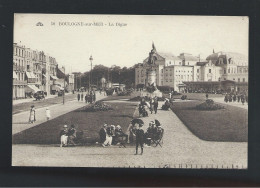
157, 86, 174, 93
181, 95, 187, 100
84, 101, 113, 112
196, 99, 225, 111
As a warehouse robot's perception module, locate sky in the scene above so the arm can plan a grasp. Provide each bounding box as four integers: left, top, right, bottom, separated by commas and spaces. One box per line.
14, 14, 248, 73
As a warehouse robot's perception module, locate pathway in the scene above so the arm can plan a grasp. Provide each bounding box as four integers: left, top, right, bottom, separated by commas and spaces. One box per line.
12, 92, 107, 135
12, 100, 247, 168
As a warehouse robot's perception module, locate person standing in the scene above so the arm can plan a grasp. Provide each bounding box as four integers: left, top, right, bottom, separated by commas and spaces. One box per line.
149, 98, 154, 114
135, 123, 145, 155
206, 93, 209, 100
77, 93, 80, 102
93, 91, 96, 103
85, 94, 88, 103
45, 107, 51, 121
81, 92, 84, 101
154, 97, 158, 114
29, 105, 36, 124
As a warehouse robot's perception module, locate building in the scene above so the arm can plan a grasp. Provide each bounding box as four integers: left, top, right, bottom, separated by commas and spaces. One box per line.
13, 43, 27, 99
135, 44, 248, 92
13, 43, 60, 99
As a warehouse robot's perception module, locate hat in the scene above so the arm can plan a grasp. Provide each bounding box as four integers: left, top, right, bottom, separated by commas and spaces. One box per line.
116, 125, 121, 129
111, 125, 115, 128
64, 125, 68, 128
103, 124, 107, 127
31, 105, 35, 108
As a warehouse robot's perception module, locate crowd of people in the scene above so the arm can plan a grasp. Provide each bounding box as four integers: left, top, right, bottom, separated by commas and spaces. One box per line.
97, 119, 164, 154
77, 91, 96, 104
224, 92, 248, 105
138, 97, 159, 117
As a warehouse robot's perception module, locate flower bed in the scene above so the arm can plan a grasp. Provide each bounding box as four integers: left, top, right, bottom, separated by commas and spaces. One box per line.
84, 101, 113, 112
196, 99, 225, 111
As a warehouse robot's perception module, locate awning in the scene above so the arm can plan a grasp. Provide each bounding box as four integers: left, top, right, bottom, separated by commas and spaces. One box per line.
50, 75, 59, 80
25, 85, 40, 93
26, 72, 36, 79
13, 71, 18, 79
51, 85, 64, 91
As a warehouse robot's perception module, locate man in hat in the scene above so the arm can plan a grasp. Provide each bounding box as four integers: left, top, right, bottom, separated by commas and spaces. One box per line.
60, 125, 69, 147
135, 123, 145, 155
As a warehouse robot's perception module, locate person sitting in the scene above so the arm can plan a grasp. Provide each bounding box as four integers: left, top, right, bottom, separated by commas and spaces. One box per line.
99, 124, 107, 147
105, 125, 113, 146
145, 121, 155, 146
111, 125, 116, 145
68, 124, 77, 146
162, 99, 171, 110
114, 125, 128, 146
60, 125, 69, 147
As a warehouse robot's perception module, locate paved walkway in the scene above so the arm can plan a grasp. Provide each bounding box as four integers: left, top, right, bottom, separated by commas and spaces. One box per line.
13, 93, 58, 105
12, 100, 247, 168
12, 92, 107, 135
213, 97, 248, 110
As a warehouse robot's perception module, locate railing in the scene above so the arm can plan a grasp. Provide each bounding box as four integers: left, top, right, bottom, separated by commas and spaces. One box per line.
13, 65, 26, 71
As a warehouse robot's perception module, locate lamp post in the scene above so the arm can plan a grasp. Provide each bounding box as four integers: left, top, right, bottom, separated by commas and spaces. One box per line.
63, 67, 65, 105
89, 55, 93, 90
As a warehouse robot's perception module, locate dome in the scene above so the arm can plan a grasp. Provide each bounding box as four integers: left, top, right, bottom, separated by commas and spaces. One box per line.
206, 51, 248, 66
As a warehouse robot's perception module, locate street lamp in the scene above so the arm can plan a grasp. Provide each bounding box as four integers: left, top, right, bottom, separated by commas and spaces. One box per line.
89, 55, 93, 90
63, 67, 65, 105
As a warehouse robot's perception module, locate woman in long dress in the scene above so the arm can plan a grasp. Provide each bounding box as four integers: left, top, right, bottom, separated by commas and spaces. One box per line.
29, 105, 36, 124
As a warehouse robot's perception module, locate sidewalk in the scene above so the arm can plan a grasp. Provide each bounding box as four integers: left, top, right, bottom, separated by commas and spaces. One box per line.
213, 97, 248, 110
12, 92, 107, 135
13, 94, 58, 105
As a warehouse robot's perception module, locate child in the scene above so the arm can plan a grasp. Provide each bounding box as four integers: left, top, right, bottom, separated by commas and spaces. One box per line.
46, 107, 51, 121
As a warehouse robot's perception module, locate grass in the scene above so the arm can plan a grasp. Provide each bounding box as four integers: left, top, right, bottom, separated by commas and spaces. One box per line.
171, 101, 248, 142
13, 102, 137, 145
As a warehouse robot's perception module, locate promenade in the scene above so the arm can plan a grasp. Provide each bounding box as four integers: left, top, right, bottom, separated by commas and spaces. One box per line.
12, 92, 106, 135
12, 100, 247, 168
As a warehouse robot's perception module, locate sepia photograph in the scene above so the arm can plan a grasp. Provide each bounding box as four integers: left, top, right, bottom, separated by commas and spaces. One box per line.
12, 14, 248, 168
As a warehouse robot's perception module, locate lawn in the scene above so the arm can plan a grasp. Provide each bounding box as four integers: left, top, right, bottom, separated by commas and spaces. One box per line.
13, 102, 138, 145
171, 101, 248, 142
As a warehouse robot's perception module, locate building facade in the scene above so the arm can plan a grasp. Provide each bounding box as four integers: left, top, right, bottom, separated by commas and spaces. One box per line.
13, 43, 59, 99
135, 45, 248, 92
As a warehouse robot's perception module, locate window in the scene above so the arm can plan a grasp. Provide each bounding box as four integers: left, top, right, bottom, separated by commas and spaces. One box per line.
238, 78, 240, 82
209, 69, 211, 73
166, 79, 168, 82
179, 62, 181, 65
197, 69, 199, 73
243, 78, 245, 82
161, 69, 163, 73
228, 68, 230, 73
27, 65, 30, 70
181, 75, 183, 79
233, 78, 235, 81
224, 69, 226, 74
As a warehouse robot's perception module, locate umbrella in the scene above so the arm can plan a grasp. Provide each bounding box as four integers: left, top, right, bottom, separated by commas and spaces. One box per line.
131, 118, 144, 125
